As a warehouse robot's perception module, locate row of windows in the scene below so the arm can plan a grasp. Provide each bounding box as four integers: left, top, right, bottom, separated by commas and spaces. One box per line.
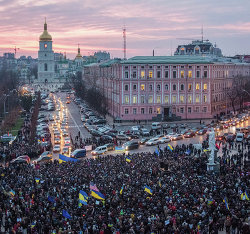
124, 83, 208, 91
124, 65, 208, 69
124, 106, 208, 115
124, 94, 208, 104
124, 70, 208, 79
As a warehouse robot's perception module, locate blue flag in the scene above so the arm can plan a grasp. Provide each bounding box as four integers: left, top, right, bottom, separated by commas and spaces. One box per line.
79, 190, 88, 205
48, 196, 55, 203
59, 154, 79, 163
62, 209, 72, 219
185, 149, 191, 155
155, 148, 160, 156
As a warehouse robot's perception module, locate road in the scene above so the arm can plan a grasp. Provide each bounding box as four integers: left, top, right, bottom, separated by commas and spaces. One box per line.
50, 92, 249, 160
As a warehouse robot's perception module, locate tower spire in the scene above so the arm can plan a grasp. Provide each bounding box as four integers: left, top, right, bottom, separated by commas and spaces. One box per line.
44, 17, 47, 30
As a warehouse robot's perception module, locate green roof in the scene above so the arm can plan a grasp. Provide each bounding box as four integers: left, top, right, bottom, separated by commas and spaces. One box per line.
121, 56, 214, 64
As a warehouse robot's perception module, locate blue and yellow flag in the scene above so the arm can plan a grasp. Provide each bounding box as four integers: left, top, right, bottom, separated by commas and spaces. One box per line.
115, 147, 125, 153
90, 190, 105, 200
31, 221, 36, 229
9, 190, 15, 197
35, 178, 40, 183
144, 185, 153, 195
208, 199, 213, 205
223, 198, 229, 210
245, 191, 249, 201
155, 148, 160, 157
59, 154, 78, 163
125, 156, 131, 163
167, 144, 173, 151
79, 190, 88, 205
120, 186, 124, 195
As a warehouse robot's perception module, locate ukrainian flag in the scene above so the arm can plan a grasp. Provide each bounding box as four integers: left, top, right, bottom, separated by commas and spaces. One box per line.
223, 198, 229, 210
90, 190, 105, 200
120, 186, 124, 195
35, 178, 40, 183
245, 191, 249, 201
115, 147, 125, 153
208, 199, 213, 205
59, 154, 78, 163
240, 191, 246, 200
167, 144, 173, 151
144, 185, 153, 195
79, 190, 88, 205
31, 221, 36, 229
9, 190, 15, 197
125, 156, 131, 163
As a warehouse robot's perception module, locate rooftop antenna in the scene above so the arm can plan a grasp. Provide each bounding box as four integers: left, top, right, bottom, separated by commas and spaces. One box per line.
201, 24, 204, 42
170, 40, 172, 56
123, 25, 126, 60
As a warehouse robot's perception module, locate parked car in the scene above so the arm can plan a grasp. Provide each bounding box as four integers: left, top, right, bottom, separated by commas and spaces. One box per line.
91, 145, 108, 156
146, 138, 160, 146
101, 135, 113, 141
184, 131, 195, 138
105, 143, 115, 151
34, 155, 52, 164
70, 149, 86, 158
53, 145, 61, 153
151, 122, 161, 130
139, 138, 149, 145
158, 136, 171, 144
141, 128, 150, 136
116, 134, 130, 141
62, 147, 69, 155
171, 134, 183, 141
123, 140, 139, 151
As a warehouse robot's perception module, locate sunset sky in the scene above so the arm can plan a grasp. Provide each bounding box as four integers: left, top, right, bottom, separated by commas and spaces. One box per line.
1, 0, 250, 59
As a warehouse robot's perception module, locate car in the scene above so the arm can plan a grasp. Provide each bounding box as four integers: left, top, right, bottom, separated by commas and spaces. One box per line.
123, 140, 139, 150
141, 128, 150, 136
158, 136, 171, 144
34, 155, 52, 164
91, 145, 108, 156
162, 123, 169, 129
139, 138, 149, 145
53, 145, 61, 153
116, 134, 130, 141
146, 138, 160, 146
81, 116, 86, 122
64, 137, 70, 144
101, 135, 113, 141
10, 155, 31, 164
62, 147, 69, 155
70, 149, 86, 158
216, 135, 225, 141
223, 124, 229, 129
184, 132, 195, 138
131, 126, 140, 131
236, 133, 244, 142
54, 132, 61, 139
64, 142, 71, 149
104, 143, 115, 151
130, 134, 140, 139
62, 131, 68, 137
197, 129, 207, 135
40, 151, 52, 158
54, 137, 60, 144
171, 134, 183, 141
66, 100, 71, 104
151, 122, 161, 130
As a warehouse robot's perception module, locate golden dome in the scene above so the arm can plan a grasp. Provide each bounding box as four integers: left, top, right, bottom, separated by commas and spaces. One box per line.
39, 19, 52, 41
75, 47, 82, 59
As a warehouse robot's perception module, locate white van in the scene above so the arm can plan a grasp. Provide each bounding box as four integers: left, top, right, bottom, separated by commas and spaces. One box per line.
91, 145, 108, 156
152, 122, 161, 130
236, 133, 244, 142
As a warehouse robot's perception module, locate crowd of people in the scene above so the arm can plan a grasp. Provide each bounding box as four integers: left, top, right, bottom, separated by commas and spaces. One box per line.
0, 139, 249, 233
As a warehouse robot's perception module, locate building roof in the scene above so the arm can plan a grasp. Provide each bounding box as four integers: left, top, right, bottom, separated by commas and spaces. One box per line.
39, 19, 52, 41
121, 56, 214, 64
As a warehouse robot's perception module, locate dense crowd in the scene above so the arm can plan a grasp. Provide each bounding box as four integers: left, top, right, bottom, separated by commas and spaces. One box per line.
0, 140, 249, 233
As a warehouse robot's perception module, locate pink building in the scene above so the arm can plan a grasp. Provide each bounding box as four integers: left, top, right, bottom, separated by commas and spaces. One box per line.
82, 56, 250, 121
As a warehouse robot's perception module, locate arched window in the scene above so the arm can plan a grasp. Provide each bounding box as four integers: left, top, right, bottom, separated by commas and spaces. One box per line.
157, 84, 161, 91
44, 63, 48, 71
165, 84, 169, 90
180, 84, 184, 90
173, 84, 177, 91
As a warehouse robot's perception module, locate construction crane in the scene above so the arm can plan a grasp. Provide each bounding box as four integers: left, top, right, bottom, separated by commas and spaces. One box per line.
176, 38, 199, 41
14, 46, 20, 57
123, 25, 126, 60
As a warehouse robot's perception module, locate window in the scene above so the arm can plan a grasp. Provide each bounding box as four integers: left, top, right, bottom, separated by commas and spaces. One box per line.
148, 95, 153, 103
172, 95, 177, 103
180, 84, 184, 91
196, 70, 200, 78
133, 84, 137, 90
188, 84, 192, 91
125, 66, 128, 69
165, 71, 169, 78
173, 71, 177, 78
173, 84, 177, 91
157, 66, 160, 69
203, 95, 207, 103
141, 108, 145, 114
181, 71, 184, 78
157, 95, 161, 104
44, 63, 48, 71
164, 95, 169, 103
141, 96, 145, 103
125, 71, 128, 78
189, 66, 192, 69
149, 71, 153, 78
157, 84, 161, 91
165, 66, 169, 68
188, 95, 192, 103
149, 84, 153, 91
132, 71, 137, 78
141, 84, 145, 91
203, 83, 207, 90
195, 95, 200, 103
180, 95, 184, 103
133, 108, 137, 114
195, 107, 200, 112
196, 83, 200, 90
124, 95, 129, 104
133, 66, 136, 69
141, 66, 144, 68
180, 107, 184, 113
125, 108, 129, 114
188, 70, 192, 78
149, 108, 153, 114
133, 95, 137, 104
204, 70, 208, 78
157, 71, 161, 78
188, 107, 192, 113
165, 84, 169, 90
203, 107, 207, 112
157, 107, 161, 114
141, 70, 145, 78
149, 66, 152, 69
124, 85, 129, 91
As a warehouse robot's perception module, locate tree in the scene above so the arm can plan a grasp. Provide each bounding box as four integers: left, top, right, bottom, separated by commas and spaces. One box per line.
20, 95, 33, 112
